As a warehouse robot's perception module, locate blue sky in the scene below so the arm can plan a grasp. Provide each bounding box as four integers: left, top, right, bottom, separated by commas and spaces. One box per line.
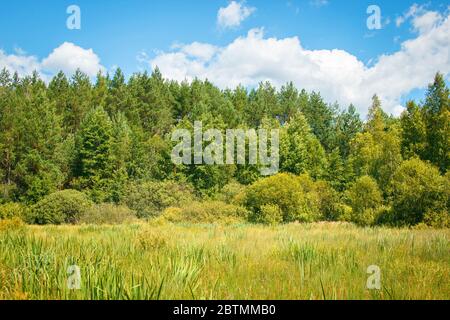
0, 0, 449, 116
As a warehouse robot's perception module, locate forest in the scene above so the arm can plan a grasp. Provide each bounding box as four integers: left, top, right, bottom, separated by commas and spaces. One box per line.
0, 68, 448, 228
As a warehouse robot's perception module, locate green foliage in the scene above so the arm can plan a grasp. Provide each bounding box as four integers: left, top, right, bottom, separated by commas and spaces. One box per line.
79, 203, 137, 225
335, 104, 363, 158
401, 101, 427, 159
123, 180, 195, 218
349, 100, 403, 193
0, 69, 448, 228
245, 173, 320, 223
219, 181, 247, 204
313, 180, 343, 221
422, 73, 449, 173
280, 113, 328, 179
0, 202, 27, 220
346, 176, 383, 226
161, 201, 248, 224
29, 190, 92, 225
258, 204, 283, 225
389, 158, 448, 226
423, 209, 450, 228
301, 92, 337, 152
0, 217, 25, 232
73, 106, 115, 201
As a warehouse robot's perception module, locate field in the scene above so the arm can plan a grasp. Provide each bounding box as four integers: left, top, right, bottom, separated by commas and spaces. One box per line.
0, 221, 449, 300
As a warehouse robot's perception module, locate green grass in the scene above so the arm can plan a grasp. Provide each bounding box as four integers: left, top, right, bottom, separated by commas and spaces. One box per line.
0, 221, 449, 300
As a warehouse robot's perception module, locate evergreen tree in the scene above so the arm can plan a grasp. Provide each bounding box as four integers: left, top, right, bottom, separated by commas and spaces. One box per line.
423, 73, 449, 173
400, 101, 427, 159
74, 106, 114, 201
280, 112, 328, 179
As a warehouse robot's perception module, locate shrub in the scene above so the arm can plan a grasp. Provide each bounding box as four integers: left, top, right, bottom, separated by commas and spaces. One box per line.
220, 181, 247, 204
245, 173, 320, 223
161, 201, 248, 224
258, 204, 283, 225
137, 230, 168, 250
389, 158, 448, 226
0, 217, 25, 232
78, 203, 137, 225
0, 183, 17, 204
0, 202, 27, 221
123, 180, 194, 218
336, 204, 353, 222
30, 190, 92, 225
374, 206, 395, 226
423, 210, 450, 228
346, 176, 382, 226
312, 180, 342, 221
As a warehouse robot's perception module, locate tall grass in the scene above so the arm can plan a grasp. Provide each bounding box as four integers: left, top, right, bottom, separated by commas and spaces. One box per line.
0, 221, 448, 300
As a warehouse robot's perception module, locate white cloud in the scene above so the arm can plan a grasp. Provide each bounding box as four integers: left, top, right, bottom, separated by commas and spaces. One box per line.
41, 42, 104, 77
0, 50, 40, 77
176, 42, 219, 62
0, 42, 105, 80
147, 10, 450, 117
412, 11, 443, 33
217, 1, 255, 29
395, 3, 444, 33
396, 3, 423, 27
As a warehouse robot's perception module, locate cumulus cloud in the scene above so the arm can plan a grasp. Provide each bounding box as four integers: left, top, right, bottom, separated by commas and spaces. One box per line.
0, 50, 40, 77
396, 3, 444, 33
175, 42, 219, 62
217, 1, 255, 29
0, 42, 105, 79
147, 10, 450, 117
41, 42, 104, 77
412, 11, 443, 33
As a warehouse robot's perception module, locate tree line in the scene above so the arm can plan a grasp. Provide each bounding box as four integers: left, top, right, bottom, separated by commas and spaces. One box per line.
0, 68, 448, 227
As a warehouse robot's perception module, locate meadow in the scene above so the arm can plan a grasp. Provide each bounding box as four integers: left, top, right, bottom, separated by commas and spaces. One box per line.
0, 221, 449, 300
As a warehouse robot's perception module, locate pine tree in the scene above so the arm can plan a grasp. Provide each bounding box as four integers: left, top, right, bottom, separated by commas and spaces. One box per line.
74, 106, 113, 201
280, 112, 328, 179
423, 73, 449, 173
400, 101, 427, 159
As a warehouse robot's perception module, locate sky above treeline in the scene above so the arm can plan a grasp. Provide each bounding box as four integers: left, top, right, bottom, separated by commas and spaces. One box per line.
0, 0, 449, 117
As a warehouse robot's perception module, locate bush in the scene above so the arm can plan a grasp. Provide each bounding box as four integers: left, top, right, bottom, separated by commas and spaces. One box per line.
258, 204, 283, 225
78, 203, 137, 225
220, 181, 246, 204
389, 158, 448, 226
123, 180, 194, 218
0, 183, 17, 204
312, 180, 342, 221
0, 202, 27, 220
0, 217, 25, 232
423, 210, 450, 228
30, 190, 92, 225
346, 176, 382, 226
137, 230, 168, 250
336, 204, 353, 222
374, 206, 395, 226
161, 201, 248, 224
245, 173, 320, 223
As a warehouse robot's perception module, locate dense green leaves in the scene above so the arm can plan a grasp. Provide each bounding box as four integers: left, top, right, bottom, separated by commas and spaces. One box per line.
0, 68, 448, 227
389, 158, 448, 226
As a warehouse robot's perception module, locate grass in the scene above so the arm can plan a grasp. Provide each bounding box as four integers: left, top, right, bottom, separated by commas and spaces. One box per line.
0, 221, 449, 300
